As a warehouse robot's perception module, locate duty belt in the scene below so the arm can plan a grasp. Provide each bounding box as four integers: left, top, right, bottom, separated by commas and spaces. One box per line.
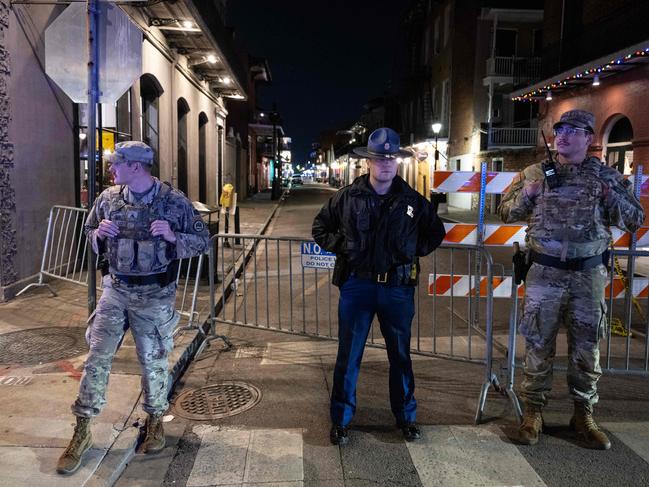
113, 261, 179, 287
530, 250, 608, 271
352, 263, 416, 285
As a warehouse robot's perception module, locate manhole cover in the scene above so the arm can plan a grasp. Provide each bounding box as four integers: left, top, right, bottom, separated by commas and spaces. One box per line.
0, 327, 88, 365
173, 381, 262, 420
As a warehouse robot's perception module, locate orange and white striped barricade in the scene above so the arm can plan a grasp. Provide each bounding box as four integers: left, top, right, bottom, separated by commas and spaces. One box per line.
441, 223, 649, 249
428, 274, 649, 300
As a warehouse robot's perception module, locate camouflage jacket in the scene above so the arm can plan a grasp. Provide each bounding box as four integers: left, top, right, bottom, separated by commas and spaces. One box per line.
498, 157, 644, 259
85, 178, 210, 275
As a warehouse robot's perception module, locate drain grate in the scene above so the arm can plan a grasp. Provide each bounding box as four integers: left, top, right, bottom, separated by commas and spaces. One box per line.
173, 381, 262, 420
0, 327, 88, 365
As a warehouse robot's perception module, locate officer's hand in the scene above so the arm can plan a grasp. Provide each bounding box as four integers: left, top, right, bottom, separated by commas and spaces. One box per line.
96, 219, 119, 240
150, 220, 176, 243
523, 180, 543, 200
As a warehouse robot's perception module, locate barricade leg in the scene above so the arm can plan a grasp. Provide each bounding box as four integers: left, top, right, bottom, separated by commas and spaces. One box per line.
15, 279, 57, 298
474, 250, 501, 424
196, 237, 232, 357
505, 272, 523, 423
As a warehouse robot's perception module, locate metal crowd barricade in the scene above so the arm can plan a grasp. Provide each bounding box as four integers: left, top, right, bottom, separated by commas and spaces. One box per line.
16, 205, 207, 332
202, 231, 503, 422
434, 162, 649, 423
17, 205, 93, 297
174, 253, 209, 333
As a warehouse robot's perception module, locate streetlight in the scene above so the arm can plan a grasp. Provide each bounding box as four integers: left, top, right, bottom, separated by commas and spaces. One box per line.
432, 122, 442, 171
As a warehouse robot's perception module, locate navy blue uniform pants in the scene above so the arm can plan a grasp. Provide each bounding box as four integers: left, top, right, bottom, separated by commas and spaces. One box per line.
331, 276, 417, 427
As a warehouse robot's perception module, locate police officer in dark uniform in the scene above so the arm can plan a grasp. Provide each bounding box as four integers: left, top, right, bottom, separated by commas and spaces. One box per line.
312, 127, 446, 445
57, 141, 209, 474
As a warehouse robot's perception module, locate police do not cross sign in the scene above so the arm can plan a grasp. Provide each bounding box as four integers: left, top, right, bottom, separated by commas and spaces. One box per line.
301, 242, 336, 269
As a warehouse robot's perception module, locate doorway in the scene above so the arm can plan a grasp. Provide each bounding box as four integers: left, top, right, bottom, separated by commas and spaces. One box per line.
605, 117, 633, 175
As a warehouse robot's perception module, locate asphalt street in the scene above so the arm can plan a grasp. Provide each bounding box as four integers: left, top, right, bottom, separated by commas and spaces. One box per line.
115, 183, 649, 487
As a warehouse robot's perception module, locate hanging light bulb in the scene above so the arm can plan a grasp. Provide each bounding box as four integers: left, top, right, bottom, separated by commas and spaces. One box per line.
592, 74, 600, 86
545, 90, 553, 101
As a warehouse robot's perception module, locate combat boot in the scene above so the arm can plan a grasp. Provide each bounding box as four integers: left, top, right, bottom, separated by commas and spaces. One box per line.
56, 416, 92, 475
139, 413, 165, 454
518, 405, 543, 445
570, 402, 611, 450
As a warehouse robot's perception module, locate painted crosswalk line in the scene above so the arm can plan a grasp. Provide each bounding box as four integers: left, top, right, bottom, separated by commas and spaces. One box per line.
186, 427, 303, 487
406, 425, 546, 487
602, 422, 649, 465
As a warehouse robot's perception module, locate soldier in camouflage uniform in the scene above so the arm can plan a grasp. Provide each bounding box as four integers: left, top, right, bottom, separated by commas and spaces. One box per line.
57, 142, 209, 475
499, 110, 644, 450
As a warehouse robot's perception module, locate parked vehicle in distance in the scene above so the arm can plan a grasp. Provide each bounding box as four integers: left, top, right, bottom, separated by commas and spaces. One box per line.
291, 174, 303, 186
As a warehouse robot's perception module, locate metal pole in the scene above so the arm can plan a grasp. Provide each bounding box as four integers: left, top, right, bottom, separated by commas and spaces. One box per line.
97, 103, 103, 194
234, 206, 241, 245
624, 164, 643, 369
86, 0, 99, 314
434, 133, 439, 170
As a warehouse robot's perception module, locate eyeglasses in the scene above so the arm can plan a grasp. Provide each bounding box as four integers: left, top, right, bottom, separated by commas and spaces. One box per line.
553, 126, 591, 137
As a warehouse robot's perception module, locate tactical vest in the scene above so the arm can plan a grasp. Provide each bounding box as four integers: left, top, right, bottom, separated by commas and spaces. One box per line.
527, 160, 611, 259
106, 183, 174, 275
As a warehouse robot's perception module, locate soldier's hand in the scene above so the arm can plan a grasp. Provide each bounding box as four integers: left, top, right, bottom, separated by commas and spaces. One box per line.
151, 220, 177, 243
600, 181, 611, 202
523, 180, 543, 200
96, 219, 119, 240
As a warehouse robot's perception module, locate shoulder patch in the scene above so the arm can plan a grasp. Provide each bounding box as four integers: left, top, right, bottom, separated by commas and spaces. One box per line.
192, 217, 206, 233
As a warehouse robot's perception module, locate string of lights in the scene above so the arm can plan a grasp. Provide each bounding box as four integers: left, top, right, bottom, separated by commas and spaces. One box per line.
511, 46, 649, 102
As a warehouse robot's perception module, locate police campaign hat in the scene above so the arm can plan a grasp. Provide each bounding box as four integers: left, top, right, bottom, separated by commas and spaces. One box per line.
105, 141, 154, 165
553, 109, 595, 133
353, 127, 413, 159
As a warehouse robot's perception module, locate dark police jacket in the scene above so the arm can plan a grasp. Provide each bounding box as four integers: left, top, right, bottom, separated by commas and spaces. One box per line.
312, 174, 446, 286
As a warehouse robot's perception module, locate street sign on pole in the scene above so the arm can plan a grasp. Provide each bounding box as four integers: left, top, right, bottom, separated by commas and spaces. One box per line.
45, 2, 142, 104
44, 1, 143, 314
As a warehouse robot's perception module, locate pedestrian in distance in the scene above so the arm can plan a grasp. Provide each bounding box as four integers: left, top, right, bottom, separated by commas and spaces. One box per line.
312, 127, 446, 445
499, 110, 644, 449
57, 141, 209, 475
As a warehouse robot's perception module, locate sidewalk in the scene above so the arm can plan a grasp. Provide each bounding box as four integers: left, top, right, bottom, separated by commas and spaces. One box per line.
0, 193, 281, 487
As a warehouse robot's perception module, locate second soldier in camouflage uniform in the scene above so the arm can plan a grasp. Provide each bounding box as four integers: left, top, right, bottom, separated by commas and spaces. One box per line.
57, 142, 209, 475
499, 110, 644, 450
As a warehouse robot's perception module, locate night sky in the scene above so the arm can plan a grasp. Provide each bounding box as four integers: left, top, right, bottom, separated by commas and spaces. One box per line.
226, 0, 412, 164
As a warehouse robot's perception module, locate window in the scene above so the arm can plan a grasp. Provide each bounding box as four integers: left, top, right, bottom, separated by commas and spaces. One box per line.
454, 159, 461, 171
140, 74, 164, 178
495, 29, 517, 57
177, 98, 190, 195
116, 89, 132, 144
490, 158, 503, 172
443, 5, 451, 47
431, 84, 438, 121
423, 27, 430, 63
490, 158, 504, 213
217, 125, 224, 200
533, 29, 543, 57
441, 79, 451, 129
198, 112, 209, 203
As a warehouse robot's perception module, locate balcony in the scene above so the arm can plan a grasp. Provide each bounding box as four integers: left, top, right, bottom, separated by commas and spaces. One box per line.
487, 127, 538, 148
484, 56, 542, 87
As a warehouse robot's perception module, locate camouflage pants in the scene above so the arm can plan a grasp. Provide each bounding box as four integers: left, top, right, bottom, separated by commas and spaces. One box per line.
519, 262, 608, 408
73, 275, 180, 418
